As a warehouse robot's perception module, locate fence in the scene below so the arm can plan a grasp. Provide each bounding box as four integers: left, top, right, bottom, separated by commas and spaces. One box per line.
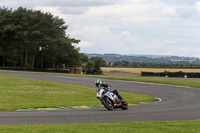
141, 71, 200, 78
0, 67, 69, 73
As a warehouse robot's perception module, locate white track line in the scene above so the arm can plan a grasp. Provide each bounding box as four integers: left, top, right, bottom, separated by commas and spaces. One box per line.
154, 97, 162, 103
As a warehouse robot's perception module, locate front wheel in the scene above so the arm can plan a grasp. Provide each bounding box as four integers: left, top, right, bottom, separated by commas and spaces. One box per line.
102, 97, 114, 110
121, 100, 128, 110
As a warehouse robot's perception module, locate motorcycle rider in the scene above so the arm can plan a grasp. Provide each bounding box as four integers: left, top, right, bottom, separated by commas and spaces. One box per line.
95, 79, 123, 101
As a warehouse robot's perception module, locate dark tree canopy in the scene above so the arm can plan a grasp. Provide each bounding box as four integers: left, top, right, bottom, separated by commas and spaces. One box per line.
80, 53, 89, 63
0, 7, 81, 68
86, 57, 107, 70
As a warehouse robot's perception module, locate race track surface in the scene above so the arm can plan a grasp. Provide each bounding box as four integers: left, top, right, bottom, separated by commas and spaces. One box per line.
0, 72, 200, 125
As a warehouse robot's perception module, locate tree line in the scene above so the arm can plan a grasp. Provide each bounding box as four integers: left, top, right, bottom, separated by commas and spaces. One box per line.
81, 55, 200, 69
112, 60, 200, 68
0, 7, 81, 69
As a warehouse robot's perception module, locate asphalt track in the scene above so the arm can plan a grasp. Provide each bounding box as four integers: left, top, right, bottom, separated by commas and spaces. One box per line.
0, 72, 200, 125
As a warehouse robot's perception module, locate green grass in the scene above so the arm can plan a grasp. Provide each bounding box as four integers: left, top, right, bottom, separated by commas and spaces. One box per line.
87, 75, 200, 88
1, 120, 200, 133
0, 74, 156, 111
1, 70, 200, 88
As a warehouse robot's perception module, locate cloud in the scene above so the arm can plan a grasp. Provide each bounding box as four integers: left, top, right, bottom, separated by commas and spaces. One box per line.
162, 0, 198, 5
195, 1, 200, 14
146, 39, 200, 56
78, 41, 93, 48
119, 31, 141, 43
65, 0, 200, 57
35, 6, 61, 15
1, 0, 200, 57
82, 0, 182, 26
164, 46, 200, 57
0, 0, 122, 14
162, 7, 178, 16
59, 7, 89, 14
44, 0, 119, 7
43, 0, 122, 14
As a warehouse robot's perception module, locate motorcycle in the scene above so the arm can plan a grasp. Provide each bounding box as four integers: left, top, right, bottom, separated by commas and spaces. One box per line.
95, 79, 128, 110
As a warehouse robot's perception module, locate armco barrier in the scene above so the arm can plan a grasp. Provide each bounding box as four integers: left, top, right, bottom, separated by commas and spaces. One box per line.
0, 67, 69, 73
82, 68, 102, 75
141, 71, 200, 78
141, 72, 156, 76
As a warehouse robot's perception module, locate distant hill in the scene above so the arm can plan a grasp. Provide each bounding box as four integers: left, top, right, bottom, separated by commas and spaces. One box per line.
85, 53, 200, 64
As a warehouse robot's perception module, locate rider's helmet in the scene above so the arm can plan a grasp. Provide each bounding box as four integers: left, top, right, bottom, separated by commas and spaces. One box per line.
95, 79, 102, 87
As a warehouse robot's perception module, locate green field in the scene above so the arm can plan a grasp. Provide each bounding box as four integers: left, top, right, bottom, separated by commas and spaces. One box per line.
1, 120, 200, 133
0, 74, 156, 111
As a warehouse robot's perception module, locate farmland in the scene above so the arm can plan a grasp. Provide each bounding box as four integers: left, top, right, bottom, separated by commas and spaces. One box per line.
101, 67, 200, 75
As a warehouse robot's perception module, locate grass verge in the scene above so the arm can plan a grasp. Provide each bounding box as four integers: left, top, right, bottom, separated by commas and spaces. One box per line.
84, 75, 200, 88
1, 120, 200, 133
0, 74, 156, 111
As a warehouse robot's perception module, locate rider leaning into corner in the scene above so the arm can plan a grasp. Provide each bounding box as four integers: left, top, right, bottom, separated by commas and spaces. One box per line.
95, 79, 125, 103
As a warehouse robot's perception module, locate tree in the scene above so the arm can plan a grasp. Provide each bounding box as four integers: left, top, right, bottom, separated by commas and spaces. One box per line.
85, 61, 94, 69
0, 6, 81, 69
0, 7, 21, 67
89, 57, 107, 70
80, 53, 88, 63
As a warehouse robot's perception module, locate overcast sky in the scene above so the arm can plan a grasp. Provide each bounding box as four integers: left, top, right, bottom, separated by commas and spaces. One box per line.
1, 0, 200, 57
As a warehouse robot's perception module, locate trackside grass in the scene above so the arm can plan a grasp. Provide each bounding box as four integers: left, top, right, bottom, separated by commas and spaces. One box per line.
83, 75, 200, 88
1, 120, 200, 133
0, 74, 156, 111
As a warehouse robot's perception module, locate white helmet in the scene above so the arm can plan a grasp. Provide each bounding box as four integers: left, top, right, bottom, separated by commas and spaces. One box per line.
95, 79, 102, 87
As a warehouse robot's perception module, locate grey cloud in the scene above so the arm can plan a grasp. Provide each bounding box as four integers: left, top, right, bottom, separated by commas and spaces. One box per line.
164, 0, 199, 5
59, 7, 89, 14
176, 7, 196, 18
39, 0, 119, 7
0, 0, 121, 14
45, 0, 121, 14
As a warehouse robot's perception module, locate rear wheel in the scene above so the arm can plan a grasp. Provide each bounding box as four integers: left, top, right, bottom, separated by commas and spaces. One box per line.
102, 97, 114, 110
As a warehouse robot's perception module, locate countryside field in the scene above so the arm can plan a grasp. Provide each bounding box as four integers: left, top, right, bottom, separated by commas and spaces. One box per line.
101, 67, 200, 74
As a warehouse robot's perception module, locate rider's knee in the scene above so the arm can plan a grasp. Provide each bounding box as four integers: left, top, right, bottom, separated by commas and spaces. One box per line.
113, 89, 119, 96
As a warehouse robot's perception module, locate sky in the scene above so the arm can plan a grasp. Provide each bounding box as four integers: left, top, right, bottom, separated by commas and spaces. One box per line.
1, 0, 200, 57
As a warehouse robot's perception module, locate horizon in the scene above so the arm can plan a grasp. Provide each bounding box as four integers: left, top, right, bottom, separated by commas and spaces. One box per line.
84, 53, 200, 58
